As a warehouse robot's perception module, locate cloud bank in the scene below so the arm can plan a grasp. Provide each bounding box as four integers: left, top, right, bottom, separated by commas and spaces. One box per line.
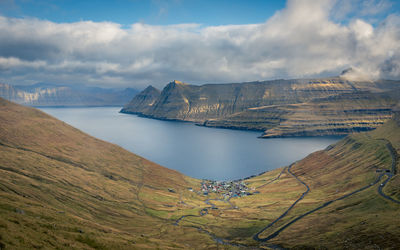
0, 0, 399, 88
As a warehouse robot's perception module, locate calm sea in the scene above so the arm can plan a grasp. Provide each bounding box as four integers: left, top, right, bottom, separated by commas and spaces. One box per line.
39, 107, 342, 180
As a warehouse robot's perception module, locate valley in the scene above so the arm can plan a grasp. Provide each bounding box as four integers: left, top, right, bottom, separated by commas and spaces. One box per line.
2, 0, 400, 249
1, 98, 399, 249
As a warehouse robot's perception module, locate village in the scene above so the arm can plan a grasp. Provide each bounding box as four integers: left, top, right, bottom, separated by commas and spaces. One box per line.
199, 179, 258, 199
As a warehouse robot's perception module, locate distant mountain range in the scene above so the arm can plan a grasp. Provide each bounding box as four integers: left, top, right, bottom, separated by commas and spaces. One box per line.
0, 82, 138, 106
121, 77, 400, 137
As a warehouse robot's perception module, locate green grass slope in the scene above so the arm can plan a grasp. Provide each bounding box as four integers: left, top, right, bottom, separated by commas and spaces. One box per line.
0, 98, 215, 249
167, 113, 400, 249
1, 97, 399, 249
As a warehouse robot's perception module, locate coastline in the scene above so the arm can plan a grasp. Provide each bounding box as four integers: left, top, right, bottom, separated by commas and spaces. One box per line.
120, 108, 358, 139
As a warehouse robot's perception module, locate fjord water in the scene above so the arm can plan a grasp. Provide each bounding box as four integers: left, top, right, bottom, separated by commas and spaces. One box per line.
40, 107, 341, 180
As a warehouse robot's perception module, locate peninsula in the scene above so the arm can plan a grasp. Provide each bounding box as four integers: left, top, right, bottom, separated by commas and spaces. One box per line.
121, 77, 400, 138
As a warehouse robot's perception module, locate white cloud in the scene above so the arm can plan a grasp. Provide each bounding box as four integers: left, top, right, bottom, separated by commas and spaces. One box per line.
0, 0, 399, 88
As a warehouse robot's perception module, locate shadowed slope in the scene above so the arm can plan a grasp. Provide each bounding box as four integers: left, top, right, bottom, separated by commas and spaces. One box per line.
0, 98, 212, 249
1, 97, 400, 249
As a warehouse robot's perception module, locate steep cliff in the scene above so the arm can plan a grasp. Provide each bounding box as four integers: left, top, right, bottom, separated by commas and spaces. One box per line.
122, 77, 400, 137
205, 91, 398, 137
120, 85, 161, 114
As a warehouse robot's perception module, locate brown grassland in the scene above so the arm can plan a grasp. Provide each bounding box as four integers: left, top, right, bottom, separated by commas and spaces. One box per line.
0, 97, 399, 249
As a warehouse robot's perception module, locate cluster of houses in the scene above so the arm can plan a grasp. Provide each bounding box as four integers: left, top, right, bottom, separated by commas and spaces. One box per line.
200, 180, 257, 198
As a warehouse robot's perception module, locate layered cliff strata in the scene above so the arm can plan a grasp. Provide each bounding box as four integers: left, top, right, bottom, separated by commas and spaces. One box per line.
205, 91, 398, 137
121, 78, 400, 137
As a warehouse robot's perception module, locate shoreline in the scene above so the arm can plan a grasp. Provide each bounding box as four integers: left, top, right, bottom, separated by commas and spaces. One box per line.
41, 106, 344, 182
120, 108, 353, 139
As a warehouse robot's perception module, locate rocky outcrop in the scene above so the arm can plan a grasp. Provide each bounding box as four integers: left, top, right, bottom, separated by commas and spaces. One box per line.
205, 91, 398, 137
121, 85, 161, 114
0, 82, 138, 106
122, 78, 400, 137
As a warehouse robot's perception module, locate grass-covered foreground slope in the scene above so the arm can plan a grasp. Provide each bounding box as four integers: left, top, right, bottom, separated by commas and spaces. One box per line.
169, 114, 400, 249
1, 97, 399, 249
0, 98, 216, 249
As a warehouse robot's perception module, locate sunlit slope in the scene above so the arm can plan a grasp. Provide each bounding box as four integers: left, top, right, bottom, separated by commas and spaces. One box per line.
167, 114, 400, 249
206, 91, 397, 137
236, 115, 400, 248
1, 97, 399, 249
122, 78, 400, 137
0, 98, 213, 249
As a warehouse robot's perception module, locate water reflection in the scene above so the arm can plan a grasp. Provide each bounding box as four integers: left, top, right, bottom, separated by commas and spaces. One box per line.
40, 107, 342, 180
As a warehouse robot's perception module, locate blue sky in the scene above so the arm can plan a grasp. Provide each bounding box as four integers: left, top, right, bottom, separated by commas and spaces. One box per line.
1, 0, 286, 26
3, 0, 399, 26
0, 0, 399, 88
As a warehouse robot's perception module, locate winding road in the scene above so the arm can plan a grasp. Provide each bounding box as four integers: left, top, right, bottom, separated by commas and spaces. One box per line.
253, 164, 310, 242
173, 138, 399, 247
377, 141, 400, 204
253, 138, 399, 243
256, 167, 286, 190
173, 166, 289, 248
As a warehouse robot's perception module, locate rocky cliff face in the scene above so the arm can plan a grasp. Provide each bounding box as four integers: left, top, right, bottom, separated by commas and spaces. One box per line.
121, 85, 161, 114
122, 78, 400, 137
0, 82, 138, 106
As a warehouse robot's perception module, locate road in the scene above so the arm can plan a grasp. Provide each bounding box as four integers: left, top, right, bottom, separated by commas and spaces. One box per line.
253, 164, 310, 242
256, 167, 286, 190
174, 138, 399, 246
255, 173, 386, 242
173, 192, 248, 248
377, 141, 400, 204
173, 166, 289, 247
253, 138, 399, 243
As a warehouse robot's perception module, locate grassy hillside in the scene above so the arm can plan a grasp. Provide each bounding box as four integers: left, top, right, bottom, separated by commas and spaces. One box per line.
1, 98, 399, 249
0, 98, 215, 249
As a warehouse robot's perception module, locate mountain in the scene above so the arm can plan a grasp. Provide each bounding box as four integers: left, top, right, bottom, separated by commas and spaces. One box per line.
244, 113, 400, 248
121, 78, 400, 137
121, 85, 161, 114
0, 97, 206, 249
1, 98, 399, 249
0, 82, 138, 106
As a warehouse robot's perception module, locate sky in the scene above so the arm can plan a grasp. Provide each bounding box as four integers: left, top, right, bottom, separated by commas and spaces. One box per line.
0, 0, 399, 88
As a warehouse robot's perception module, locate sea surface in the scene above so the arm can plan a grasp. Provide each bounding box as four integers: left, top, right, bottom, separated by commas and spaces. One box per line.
39, 107, 342, 180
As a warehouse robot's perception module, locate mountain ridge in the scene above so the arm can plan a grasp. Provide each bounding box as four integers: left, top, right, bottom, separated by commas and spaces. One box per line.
0, 82, 138, 106
1, 97, 400, 248
122, 77, 400, 137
